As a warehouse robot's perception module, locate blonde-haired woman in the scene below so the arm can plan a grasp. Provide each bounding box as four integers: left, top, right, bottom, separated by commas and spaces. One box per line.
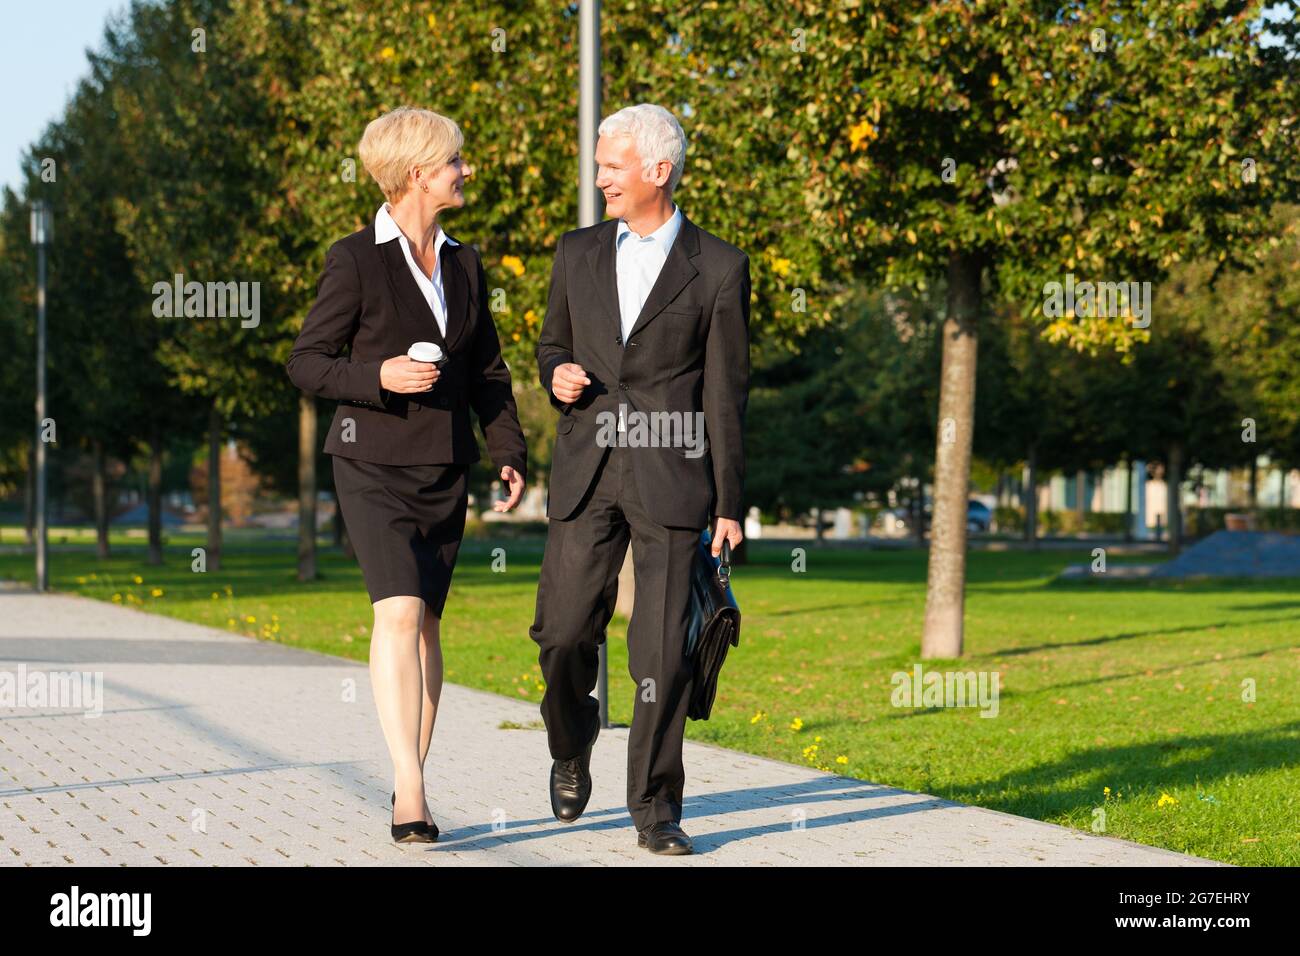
287, 106, 527, 844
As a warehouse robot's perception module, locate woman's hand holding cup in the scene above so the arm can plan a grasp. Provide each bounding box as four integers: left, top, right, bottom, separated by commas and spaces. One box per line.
381, 342, 444, 393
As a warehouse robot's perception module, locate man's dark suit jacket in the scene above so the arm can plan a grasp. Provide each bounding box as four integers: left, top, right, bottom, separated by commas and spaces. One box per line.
536, 211, 749, 529
286, 223, 527, 482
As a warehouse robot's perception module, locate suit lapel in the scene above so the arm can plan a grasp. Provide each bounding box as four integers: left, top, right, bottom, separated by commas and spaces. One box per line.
627, 214, 700, 341
586, 213, 702, 345
379, 235, 451, 352
442, 244, 470, 353
585, 220, 622, 335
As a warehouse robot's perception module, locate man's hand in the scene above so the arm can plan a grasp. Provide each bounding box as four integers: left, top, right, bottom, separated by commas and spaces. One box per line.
550, 362, 590, 405
711, 517, 743, 558
380, 355, 439, 393
492, 466, 525, 513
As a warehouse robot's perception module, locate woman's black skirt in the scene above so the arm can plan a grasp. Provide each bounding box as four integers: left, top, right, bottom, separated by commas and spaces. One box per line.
331, 455, 469, 618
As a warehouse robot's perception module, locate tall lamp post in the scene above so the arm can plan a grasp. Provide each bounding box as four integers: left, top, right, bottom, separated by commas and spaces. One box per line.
578, 0, 608, 728
31, 200, 52, 593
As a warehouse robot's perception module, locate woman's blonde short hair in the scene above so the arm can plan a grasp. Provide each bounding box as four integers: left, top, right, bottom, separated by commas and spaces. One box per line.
358, 106, 463, 203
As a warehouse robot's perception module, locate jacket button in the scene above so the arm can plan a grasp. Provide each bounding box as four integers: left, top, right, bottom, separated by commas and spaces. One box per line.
615, 335, 622, 345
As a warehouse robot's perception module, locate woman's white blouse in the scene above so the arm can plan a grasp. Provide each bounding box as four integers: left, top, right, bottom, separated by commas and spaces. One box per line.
374, 202, 460, 338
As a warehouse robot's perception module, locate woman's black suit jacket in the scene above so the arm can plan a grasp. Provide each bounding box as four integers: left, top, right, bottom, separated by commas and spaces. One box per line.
286, 223, 528, 482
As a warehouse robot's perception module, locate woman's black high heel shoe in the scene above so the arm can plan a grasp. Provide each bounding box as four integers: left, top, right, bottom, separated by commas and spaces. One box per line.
391, 792, 439, 842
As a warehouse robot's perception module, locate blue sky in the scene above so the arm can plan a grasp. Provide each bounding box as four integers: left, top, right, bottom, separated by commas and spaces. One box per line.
2, 0, 129, 195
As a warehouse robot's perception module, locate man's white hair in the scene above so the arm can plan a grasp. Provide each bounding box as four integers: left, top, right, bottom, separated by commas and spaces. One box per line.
598, 103, 687, 192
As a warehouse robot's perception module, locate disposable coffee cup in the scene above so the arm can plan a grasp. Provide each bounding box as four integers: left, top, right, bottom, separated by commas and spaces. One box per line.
407, 341, 446, 367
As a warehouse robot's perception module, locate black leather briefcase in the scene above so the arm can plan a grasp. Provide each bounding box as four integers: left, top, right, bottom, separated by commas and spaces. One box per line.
685, 531, 741, 720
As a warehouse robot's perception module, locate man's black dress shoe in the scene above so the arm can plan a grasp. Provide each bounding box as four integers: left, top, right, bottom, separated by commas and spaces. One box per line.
637, 821, 694, 855
550, 723, 599, 822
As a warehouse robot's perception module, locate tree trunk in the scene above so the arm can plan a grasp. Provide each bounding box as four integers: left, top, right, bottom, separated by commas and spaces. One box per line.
1248, 456, 1258, 509
147, 427, 163, 566
207, 403, 222, 572
297, 393, 317, 581
922, 252, 980, 659
1166, 441, 1183, 556
1075, 469, 1088, 519
92, 439, 110, 558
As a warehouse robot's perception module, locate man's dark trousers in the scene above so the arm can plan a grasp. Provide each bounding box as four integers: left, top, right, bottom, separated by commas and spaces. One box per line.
529, 442, 702, 830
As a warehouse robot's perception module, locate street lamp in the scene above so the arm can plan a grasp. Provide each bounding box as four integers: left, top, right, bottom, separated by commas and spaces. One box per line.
578, 0, 608, 728
30, 200, 52, 592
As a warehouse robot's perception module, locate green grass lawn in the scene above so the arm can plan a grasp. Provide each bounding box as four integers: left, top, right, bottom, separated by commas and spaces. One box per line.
2, 527, 1296, 865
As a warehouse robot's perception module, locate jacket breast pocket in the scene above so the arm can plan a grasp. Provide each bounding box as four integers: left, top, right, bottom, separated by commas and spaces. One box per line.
660, 304, 703, 362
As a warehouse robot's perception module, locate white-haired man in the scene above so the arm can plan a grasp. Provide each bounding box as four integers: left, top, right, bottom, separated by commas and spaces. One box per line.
530, 103, 750, 855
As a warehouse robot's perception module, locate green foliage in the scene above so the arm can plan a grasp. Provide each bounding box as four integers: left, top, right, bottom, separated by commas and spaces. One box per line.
993, 505, 1025, 534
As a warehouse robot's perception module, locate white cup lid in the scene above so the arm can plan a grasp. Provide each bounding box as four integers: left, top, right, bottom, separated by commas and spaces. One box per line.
407, 341, 444, 363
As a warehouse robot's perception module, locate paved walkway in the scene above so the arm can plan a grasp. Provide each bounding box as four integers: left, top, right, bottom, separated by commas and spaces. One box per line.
0, 585, 1221, 866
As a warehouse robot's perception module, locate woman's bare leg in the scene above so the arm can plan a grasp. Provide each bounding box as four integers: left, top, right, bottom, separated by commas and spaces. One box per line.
370, 595, 430, 826
416, 608, 444, 825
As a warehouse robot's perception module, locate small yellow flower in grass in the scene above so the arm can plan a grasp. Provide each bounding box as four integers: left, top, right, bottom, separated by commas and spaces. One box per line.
500, 255, 525, 277
1157, 792, 1178, 809
814, 735, 822, 743
211, 592, 219, 600
380, 46, 395, 60
227, 618, 236, 627
150, 588, 163, 598
789, 717, 803, 731
427, 13, 436, 28
245, 615, 256, 624
1103, 786, 1111, 798
511, 332, 521, 341
112, 593, 122, 603
224, 585, 233, 596
835, 755, 848, 765
749, 710, 767, 724
770, 257, 792, 278
132, 575, 143, 585
524, 308, 538, 325
535, 682, 545, 691
76, 576, 87, 585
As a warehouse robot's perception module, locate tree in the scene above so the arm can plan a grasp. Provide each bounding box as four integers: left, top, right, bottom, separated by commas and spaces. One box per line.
675, 1, 1300, 654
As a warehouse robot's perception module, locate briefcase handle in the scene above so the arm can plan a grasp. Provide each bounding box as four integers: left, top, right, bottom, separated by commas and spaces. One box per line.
718, 538, 732, 588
